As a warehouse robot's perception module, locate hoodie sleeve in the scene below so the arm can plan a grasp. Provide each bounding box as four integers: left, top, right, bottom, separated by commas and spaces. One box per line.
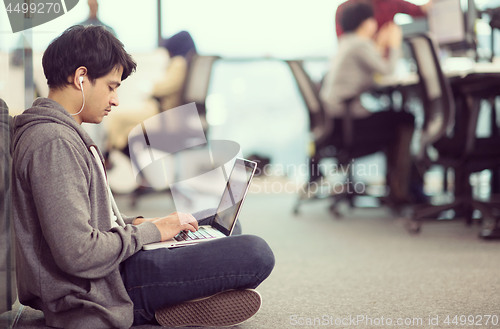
27, 138, 160, 279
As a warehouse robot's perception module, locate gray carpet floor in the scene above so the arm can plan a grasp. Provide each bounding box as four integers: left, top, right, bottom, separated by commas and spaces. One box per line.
2, 188, 500, 329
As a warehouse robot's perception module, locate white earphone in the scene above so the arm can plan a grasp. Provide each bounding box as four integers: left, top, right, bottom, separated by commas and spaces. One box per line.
72, 76, 85, 116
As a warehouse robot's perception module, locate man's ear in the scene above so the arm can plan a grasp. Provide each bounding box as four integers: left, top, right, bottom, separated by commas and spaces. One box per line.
72, 66, 88, 90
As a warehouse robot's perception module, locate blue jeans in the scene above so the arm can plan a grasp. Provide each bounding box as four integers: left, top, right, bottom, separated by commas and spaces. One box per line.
120, 214, 275, 326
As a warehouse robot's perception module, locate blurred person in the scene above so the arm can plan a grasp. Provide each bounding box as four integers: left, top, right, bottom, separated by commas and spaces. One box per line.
79, 0, 116, 157
10, 25, 274, 328
117, 31, 197, 163
336, 0, 432, 37
152, 30, 197, 112
107, 31, 198, 191
79, 0, 116, 36
319, 2, 416, 204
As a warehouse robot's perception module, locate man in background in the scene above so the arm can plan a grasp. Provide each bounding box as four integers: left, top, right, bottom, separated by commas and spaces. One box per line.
320, 2, 416, 205
79, 0, 116, 36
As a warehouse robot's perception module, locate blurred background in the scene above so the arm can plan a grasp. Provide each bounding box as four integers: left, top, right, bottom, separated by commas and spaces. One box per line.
1, 0, 500, 184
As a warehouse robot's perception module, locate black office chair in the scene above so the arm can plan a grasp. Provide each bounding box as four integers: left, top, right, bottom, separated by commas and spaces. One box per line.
287, 60, 381, 216
405, 33, 500, 235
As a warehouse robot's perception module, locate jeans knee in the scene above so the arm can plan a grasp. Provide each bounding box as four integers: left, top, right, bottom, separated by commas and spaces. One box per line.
239, 235, 275, 280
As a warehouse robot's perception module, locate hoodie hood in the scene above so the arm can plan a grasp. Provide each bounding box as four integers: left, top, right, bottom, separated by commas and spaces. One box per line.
11, 98, 100, 159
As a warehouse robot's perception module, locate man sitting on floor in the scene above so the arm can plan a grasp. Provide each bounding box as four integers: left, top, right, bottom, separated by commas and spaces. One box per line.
10, 25, 275, 328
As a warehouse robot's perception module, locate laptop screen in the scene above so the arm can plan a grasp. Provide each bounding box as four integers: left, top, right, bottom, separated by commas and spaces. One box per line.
212, 158, 257, 236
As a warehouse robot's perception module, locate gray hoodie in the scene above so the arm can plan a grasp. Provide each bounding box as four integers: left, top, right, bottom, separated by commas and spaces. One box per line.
11, 98, 161, 328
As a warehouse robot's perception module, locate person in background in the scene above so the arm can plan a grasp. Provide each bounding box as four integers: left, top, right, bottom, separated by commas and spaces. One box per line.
79, 0, 117, 158
115, 31, 198, 162
79, 0, 116, 36
319, 2, 416, 205
10, 25, 274, 328
152, 30, 198, 112
335, 0, 432, 37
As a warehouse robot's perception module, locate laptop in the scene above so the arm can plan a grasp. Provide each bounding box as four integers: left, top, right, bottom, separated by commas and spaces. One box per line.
143, 158, 257, 250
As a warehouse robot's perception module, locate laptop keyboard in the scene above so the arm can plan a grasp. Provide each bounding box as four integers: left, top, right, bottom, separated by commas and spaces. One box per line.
174, 228, 217, 242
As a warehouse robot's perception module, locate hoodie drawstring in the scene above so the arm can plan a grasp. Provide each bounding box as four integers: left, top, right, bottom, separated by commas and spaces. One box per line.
89, 145, 126, 227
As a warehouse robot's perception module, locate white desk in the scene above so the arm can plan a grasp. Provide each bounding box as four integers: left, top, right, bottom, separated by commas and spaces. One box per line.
377, 58, 500, 89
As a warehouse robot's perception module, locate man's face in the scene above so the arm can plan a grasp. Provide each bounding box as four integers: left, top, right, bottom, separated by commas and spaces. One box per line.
80, 66, 122, 124
365, 17, 378, 37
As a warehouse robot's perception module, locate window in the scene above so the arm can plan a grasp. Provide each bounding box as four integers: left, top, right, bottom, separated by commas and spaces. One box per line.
161, 0, 338, 57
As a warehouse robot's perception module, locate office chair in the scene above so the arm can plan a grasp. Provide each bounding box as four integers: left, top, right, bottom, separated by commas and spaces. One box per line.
182, 55, 220, 132
128, 55, 219, 207
405, 33, 500, 236
287, 60, 380, 216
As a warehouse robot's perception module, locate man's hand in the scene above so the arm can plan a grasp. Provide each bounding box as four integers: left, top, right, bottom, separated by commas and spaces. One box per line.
377, 22, 402, 50
421, 0, 433, 13
152, 212, 199, 241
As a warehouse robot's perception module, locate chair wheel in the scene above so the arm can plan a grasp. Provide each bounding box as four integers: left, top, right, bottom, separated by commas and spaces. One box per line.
329, 204, 342, 218
479, 227, 500, 240
130, 196, 138, 209
406, 220, 421, 234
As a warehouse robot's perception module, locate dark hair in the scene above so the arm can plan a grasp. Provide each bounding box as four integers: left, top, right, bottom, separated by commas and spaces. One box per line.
42, 25, 137, 89
161, 30, 197, 58
341, 2, 374, 33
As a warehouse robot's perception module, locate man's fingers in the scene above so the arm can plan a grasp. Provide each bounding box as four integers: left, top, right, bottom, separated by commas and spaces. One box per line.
181, 222, 198, 232
190, 218, 199, 230
177, 213, 198, 227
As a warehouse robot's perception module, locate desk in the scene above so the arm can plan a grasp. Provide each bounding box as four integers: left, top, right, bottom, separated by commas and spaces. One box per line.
378, 60, 500, 89
448, 63, 500, 100
380, 60, 500, 166
447, 67, 500, 203
448, 70, 500, 141
377, 61, 500, 138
